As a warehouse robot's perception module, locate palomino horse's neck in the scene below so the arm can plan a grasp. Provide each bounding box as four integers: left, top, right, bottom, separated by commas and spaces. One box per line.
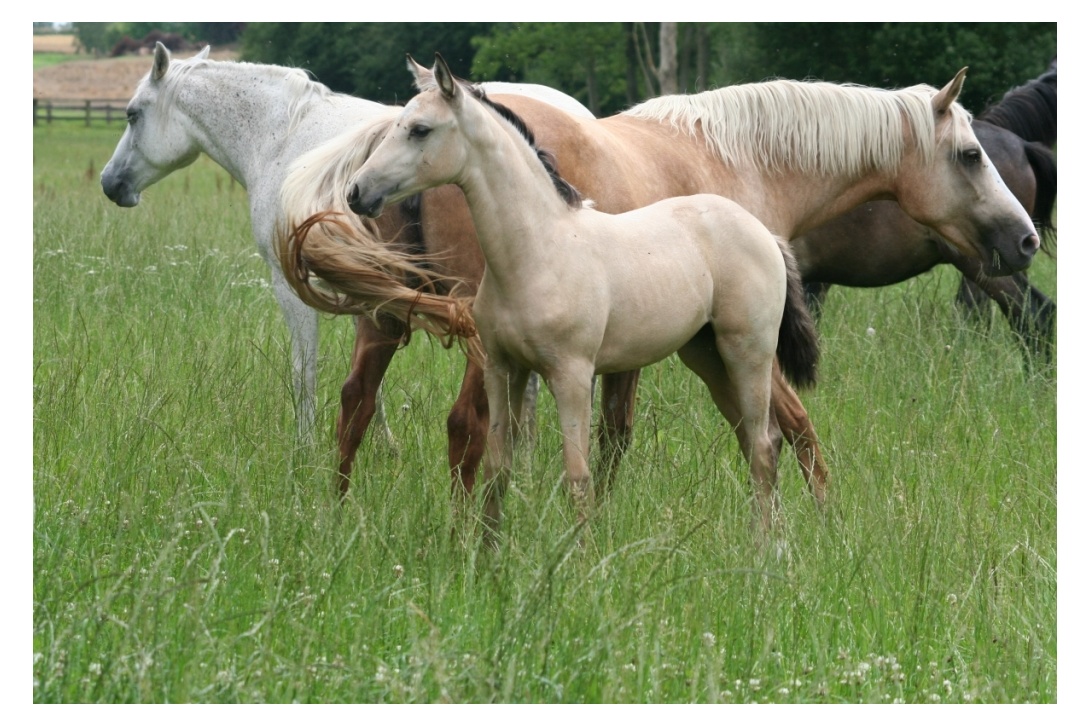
711, 162, 897, 240
456, 102, 577, 288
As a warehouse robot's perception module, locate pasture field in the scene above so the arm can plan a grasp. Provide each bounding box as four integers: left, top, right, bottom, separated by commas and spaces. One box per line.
33, 124, 1057, 703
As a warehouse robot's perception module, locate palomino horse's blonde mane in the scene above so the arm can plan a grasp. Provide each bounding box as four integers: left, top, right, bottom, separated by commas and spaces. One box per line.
277, 113, 480, 350
155, 53, 341, 133
624, 80, 972, 177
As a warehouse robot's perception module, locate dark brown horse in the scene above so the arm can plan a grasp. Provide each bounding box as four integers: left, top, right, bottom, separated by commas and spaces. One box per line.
802, 61, 1057, 357
282, 70, 1038, 514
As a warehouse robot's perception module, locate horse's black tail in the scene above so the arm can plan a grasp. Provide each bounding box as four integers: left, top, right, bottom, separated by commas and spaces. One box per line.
776, 238, 820, 389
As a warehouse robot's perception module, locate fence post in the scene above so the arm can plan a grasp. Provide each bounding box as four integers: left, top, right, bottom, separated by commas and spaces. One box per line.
84, 100, 91, 127
33, 99, 38, 126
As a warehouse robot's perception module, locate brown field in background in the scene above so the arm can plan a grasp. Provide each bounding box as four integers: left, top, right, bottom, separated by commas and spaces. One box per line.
34, 36, 237, 99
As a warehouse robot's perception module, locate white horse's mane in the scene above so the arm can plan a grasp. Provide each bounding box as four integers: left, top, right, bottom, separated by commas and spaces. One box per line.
155, 53, 344, 132
624, 79, 972, 177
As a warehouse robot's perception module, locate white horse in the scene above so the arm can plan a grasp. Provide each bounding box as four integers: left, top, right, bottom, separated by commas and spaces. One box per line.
100, 42, 592, 453
346, 54, 821, 537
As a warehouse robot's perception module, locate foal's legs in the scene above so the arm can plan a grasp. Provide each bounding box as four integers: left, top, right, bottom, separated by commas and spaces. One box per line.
336, 315, 403, 499
677, 332, 779, 534
546, 361, 598, 523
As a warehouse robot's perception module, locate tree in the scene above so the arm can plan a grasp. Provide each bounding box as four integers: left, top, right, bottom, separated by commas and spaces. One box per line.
241, 23, 490, 104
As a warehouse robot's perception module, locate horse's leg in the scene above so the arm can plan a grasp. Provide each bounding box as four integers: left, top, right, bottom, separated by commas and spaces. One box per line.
479, 361, 530, 544
447, 358, 490, 499
546, 361, 597, 524
948, 256, 1056, 360
677, 332, 779, 534
955, 276, 994, 324
771, 363, 829, 507
270, 272, 319, 440
595, 370, 642, 497
715, 337, 778, 536
335, 316, 403, 499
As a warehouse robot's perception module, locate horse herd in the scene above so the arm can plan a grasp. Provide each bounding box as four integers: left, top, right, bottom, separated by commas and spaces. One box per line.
100, 43, 1057, 542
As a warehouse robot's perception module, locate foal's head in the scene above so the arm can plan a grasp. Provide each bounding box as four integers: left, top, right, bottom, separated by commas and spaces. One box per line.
346, 53, 581, 218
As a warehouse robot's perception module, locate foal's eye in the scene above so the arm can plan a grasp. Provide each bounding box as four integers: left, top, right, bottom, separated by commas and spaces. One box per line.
408, 125, 431, 139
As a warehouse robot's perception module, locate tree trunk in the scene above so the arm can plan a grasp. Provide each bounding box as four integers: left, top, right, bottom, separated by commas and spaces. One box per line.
657, 22, 678, 95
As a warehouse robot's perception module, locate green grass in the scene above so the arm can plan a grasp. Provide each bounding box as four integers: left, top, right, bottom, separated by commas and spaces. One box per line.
32, 124, 1057, 703
34, 51, 84, 70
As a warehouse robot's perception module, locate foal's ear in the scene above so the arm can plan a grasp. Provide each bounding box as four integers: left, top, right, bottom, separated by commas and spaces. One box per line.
406, 54, 432, 90
152, 41, 171, 82
433, 53, 459, 102
932, 67, 968, 115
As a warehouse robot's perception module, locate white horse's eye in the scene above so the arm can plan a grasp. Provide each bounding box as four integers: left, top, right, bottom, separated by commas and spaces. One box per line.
408, 125, 430, 139
126, 110, 140, 126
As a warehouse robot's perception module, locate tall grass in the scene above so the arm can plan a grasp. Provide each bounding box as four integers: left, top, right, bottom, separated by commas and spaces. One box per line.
33, 124, 1056, 703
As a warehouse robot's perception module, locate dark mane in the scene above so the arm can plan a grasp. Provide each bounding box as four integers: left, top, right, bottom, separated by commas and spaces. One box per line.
467, 84, 585, 209
977, 61, 1057, 147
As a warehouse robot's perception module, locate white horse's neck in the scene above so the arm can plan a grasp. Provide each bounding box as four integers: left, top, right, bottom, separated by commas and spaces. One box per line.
455, 100, 577, 287
167, 61, 382, 191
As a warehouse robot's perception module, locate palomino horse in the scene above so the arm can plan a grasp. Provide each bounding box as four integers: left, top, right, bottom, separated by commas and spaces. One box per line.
286, 63, 1039, 511
99, 42, 591, 449
801, 61, 1057, 358
346, 54, 820, 535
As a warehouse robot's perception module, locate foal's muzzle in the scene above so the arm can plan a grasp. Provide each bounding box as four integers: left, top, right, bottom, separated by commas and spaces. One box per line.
346, 182, 385, 218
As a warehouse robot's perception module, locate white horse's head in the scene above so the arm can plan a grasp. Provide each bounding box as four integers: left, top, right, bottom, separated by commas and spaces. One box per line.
892, 70, 1040, 273
101, 42, 210, 207
346, 54, 469, 218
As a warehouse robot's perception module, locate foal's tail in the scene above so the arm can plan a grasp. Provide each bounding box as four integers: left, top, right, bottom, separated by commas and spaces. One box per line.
775, 237, 820, 389
277, 210, 482, 360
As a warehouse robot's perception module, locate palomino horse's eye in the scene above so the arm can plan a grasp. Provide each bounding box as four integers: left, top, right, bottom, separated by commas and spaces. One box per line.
408, 125, 431, 139
959, 148, 982, 166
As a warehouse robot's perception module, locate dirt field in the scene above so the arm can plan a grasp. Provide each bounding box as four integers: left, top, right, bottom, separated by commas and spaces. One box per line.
33, 35, 238, 100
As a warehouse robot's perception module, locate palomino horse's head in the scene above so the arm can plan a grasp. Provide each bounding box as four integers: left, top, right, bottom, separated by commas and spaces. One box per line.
892, 69, 1040, 274
101, 42, 209, 207
346, 55, 470, 218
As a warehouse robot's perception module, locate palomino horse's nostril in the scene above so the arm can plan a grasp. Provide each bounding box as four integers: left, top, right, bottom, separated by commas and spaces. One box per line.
1022, 233, 1041, 257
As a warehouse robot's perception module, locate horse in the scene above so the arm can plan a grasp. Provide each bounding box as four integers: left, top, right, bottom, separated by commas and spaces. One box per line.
345, 53, 821, 536
285, 61, 1038, 512
800, 61, 1057, 357
98, 42, 593, 457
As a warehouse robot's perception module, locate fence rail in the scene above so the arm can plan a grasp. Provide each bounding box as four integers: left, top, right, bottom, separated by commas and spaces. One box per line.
34, 98, 129, 125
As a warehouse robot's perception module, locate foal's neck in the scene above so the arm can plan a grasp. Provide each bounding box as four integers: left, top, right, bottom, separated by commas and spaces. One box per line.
457, 109, 576, 283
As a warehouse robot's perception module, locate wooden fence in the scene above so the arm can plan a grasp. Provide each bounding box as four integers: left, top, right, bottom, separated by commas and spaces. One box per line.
33, 98, 129, 126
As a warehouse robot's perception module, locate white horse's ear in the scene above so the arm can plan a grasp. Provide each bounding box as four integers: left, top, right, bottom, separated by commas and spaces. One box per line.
434, 53, 459, 102
406, 54, 432, 90
152, 41, 171, 82
197, 45, 211, 60
933, 67, 967, 115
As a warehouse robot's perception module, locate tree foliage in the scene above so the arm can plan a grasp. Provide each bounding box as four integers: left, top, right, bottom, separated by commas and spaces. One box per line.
236, 22, 1055, 116
242, 22, 490, 104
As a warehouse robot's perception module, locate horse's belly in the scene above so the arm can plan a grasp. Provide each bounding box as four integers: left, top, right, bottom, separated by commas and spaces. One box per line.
595, 281, 712, 372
